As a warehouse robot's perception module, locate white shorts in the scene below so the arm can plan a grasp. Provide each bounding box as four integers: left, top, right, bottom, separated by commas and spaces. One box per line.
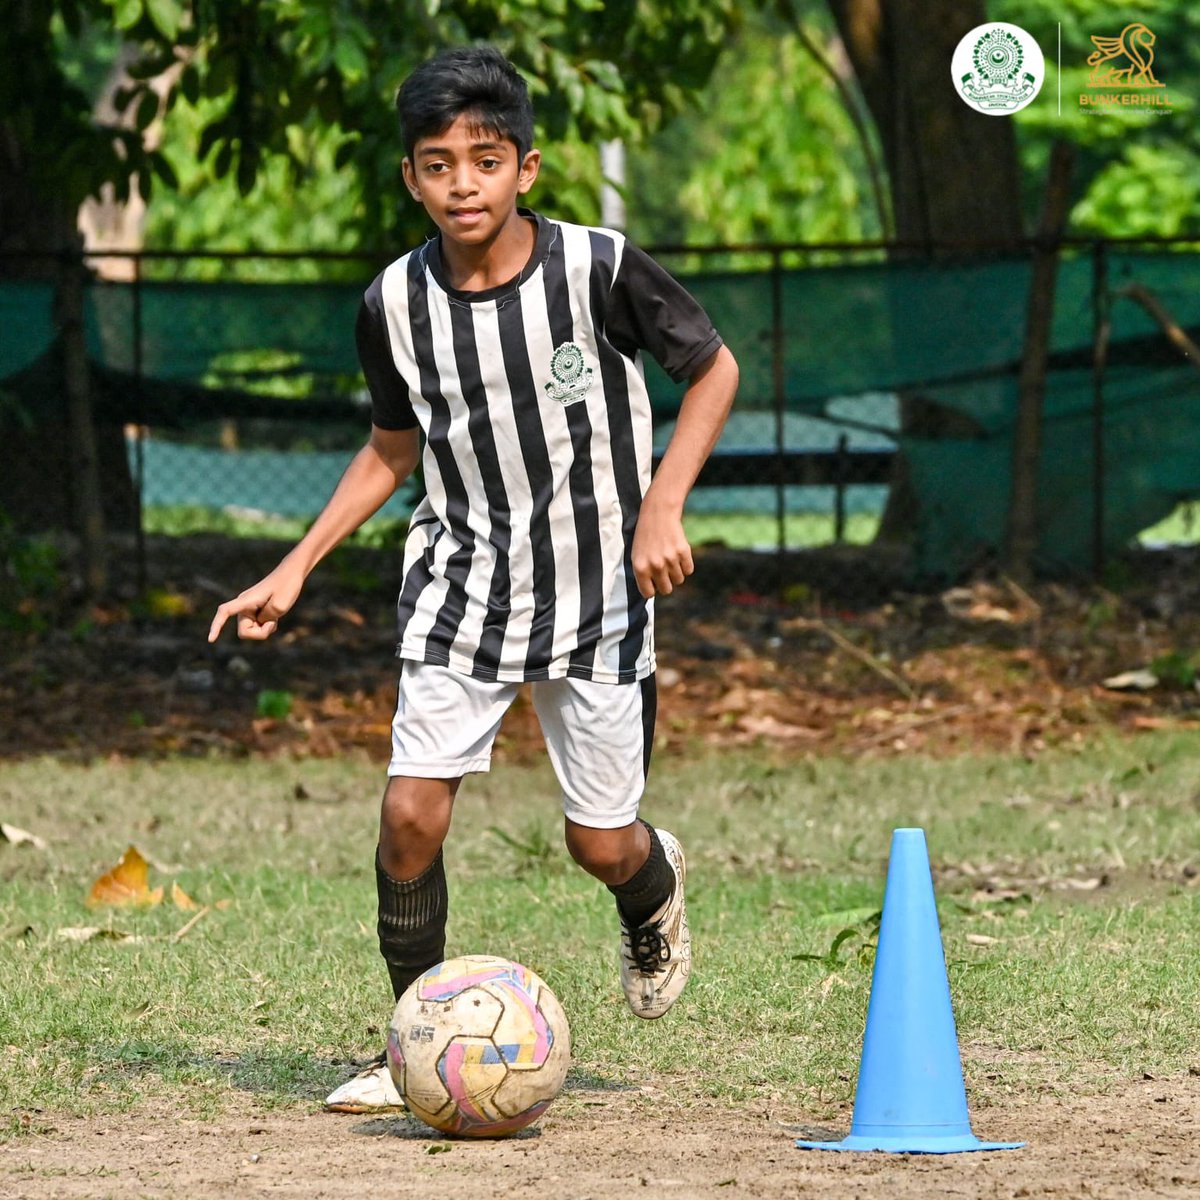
388, 660, 657, 829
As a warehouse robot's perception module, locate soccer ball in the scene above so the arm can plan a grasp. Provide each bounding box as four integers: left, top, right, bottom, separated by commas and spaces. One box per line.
387, 954, 571, 1137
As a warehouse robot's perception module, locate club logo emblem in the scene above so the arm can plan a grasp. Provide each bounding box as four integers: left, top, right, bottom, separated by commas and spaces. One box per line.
951, 23, 1044, 115
544, 341, 593, 405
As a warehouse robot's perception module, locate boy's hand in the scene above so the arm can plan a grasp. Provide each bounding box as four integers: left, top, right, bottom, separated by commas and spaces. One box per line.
631, 499, 694, 598
207, 565, 305, 643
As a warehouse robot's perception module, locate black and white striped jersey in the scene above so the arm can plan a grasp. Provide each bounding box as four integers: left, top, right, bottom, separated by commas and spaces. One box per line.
356, 210, 723, 685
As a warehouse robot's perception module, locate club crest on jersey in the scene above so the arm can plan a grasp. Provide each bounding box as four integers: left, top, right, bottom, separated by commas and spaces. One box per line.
544, 341, 594, 405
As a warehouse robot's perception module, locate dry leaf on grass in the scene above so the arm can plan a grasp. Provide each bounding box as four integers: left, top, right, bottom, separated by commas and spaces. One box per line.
1, 823, 48, 851
171, 881, 201, 911
737, 714, 823, 740
87, 847, 209, 911
86, 846, 164, 908
57, 926, 143, 943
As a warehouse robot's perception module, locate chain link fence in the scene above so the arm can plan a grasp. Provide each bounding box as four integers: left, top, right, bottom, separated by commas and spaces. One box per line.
3, 238, 1199, 609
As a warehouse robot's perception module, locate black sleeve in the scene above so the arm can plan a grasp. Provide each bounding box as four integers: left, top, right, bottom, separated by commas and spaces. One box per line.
356, 277, 418, 430
605, 242, 724, 383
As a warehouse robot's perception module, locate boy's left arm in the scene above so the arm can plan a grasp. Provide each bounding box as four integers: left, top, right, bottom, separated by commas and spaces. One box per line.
632, 344, 739, 598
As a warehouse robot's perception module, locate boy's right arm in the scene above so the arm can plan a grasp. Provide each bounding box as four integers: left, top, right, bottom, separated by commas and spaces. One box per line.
207, 425, 419, 643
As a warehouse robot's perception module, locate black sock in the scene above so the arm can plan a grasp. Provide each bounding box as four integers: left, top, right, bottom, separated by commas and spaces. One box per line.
376, 847, 448, 1001
607, 821, 674, 928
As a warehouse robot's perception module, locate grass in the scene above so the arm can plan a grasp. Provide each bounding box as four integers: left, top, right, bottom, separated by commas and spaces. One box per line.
1138, 499, 1200, 547
143, 499, 1200, 551
1, 732, 1198, 1138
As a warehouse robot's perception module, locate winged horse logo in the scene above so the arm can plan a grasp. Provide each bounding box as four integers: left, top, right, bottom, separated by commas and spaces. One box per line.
1087, 23, 1164, 87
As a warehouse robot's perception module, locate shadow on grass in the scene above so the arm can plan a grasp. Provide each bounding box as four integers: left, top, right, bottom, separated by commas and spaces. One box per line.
563, 1067, 637, 1092
352, 1116, 543, 1141
91, 1045, 636, 1112
92, 1042, 346, 1103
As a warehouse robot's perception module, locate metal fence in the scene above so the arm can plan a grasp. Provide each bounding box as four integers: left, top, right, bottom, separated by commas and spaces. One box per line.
3, 236, 1199, 606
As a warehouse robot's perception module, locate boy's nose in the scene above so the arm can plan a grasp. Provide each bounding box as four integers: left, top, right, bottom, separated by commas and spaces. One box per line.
449, 168, 477, 197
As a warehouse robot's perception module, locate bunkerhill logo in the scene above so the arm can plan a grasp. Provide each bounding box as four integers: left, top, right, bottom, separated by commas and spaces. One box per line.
1081, 22, 1172, 111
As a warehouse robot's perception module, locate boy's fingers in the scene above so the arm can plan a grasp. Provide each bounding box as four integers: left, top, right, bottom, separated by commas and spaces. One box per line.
207, 604, 234, 643
236, 614, 278, 640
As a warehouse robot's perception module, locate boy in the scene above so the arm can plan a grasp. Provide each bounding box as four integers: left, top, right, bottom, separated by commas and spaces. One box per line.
208, 45, 738, 1112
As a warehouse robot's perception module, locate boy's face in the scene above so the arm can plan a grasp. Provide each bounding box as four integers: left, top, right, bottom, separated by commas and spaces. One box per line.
403, 114, 540, 246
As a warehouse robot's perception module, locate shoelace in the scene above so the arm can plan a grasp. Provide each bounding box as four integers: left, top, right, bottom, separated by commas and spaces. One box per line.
627, 921, 671, 975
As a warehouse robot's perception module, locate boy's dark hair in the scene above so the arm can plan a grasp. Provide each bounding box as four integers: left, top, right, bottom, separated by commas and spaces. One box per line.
396, 46, 534, 162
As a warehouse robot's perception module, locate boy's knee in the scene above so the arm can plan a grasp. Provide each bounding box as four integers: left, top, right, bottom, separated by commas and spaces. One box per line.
379, 777, 457, 877
564, 820, 646, 884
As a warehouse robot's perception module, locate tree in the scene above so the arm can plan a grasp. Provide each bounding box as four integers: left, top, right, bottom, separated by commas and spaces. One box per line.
825, 0, 1025, 249
627, 7, 887, 248
0, 0, 738, 566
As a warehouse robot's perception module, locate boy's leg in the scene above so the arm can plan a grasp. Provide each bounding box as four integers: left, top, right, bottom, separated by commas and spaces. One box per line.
325, 661, 515, 1113
377, 774, 460, 1002
533, 674, 691, 1019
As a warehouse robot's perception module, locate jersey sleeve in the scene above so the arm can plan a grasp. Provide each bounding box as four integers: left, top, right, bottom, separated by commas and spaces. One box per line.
356, 278, 418, 430
605, 242, 724, 383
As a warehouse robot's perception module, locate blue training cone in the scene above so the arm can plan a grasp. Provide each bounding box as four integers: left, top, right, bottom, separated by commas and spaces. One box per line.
796, 828, 1023, 1154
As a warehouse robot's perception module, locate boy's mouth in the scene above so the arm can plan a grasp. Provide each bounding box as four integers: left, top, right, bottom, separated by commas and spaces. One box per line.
450, 207, 485, 223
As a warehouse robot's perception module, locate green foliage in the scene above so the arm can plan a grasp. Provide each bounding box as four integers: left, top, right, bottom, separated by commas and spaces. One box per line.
17, 0, 738, 255
255, 688, 294, 718
628, 0, 1200, 247
488, 821, 562, 876
1072, 144, 1200, 237
793, 909, 880, 972
1149, 650, 1198, 689
1009, 0, 1200, 237
0, 515, 63, 634
628, 7, 885, 246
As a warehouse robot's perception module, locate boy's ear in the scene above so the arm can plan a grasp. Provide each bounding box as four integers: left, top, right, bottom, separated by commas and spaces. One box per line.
401, 157, 422, 202
517, 148, 541, 195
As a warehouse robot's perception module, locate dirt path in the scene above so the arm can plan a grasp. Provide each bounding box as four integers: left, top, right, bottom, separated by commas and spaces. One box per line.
4, 1075, 1198, 1199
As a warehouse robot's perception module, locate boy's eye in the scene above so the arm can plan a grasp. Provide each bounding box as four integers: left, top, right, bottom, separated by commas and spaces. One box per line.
479, 158, 501, 170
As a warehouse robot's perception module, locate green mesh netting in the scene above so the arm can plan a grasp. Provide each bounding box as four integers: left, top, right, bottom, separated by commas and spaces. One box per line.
5, 249, 1198, 578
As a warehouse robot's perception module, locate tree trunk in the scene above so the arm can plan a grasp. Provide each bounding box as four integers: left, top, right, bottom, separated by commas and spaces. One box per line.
827, 0, 1027, 544
0, 21, 137, 581
1006, 142, 1074, 583
57, 254, 109, 596
828, 0, 1024, 248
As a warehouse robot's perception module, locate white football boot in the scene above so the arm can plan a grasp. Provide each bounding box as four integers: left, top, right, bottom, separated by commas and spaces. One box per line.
619, 828, 692, 1019
323, 1050, 405, 1114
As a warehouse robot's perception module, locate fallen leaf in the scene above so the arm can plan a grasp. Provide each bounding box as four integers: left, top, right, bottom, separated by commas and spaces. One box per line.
56, 926, 142, 943
86, 846, 165, 908
1057, 876, 1105, 891
1101, 669, 1158, 691
171, 881, 201, 911
1, 823, 48, 851
737, 714, 822, 740
966, 933, 1001, 945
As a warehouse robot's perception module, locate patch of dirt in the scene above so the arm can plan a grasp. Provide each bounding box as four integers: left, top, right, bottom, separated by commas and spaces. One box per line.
3, 535, 1200, 763
3, 1074, 1199, 1198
